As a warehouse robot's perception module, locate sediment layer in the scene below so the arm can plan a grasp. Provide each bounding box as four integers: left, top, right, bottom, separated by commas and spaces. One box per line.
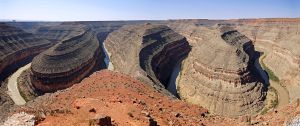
170, 24, 266, 116
234, 20, 300, 102
0, 23, 52, 81
105, 24, 191, 90
30, 29, 101, 93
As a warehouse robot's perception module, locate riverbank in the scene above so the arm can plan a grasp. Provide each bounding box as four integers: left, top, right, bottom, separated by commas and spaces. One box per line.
7, 63, 31, 105
17, 68, 40, 102
103, 42, 114, 70
260, 54, 290, 108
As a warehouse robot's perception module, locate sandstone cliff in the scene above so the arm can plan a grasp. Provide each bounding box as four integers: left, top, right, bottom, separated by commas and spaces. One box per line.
0, 23, 52, 82
104, 24, 191, 94
233, 19, 300, 102
30, 29, 102, 93
169, 24, 266, 116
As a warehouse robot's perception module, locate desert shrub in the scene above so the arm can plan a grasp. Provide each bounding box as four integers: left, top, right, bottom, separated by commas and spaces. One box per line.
261, 55, 280, 82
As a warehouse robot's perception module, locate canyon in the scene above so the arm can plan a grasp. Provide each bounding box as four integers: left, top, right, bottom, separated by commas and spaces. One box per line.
0, 23, 52, 82
30, 28, 103, 93
104, 24, 191, 96
0, 19, 300, 125
0, 22, 53, 122
167, 23, 267, 116
233, 19, 300, 103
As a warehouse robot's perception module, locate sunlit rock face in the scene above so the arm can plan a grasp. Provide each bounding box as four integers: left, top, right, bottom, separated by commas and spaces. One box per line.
171, 24, 266, 116
233, 19, 300, 102
31, 29, 102, 93
104, 24, 191, 95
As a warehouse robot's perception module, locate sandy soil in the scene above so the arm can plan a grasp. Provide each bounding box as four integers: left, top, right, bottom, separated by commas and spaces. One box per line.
17, 70, 243, 126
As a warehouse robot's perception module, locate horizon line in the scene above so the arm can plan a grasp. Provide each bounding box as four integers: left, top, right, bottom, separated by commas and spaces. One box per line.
1, 17, 300, 22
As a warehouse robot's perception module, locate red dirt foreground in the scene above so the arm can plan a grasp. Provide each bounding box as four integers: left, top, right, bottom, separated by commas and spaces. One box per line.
14, 70, 242, 126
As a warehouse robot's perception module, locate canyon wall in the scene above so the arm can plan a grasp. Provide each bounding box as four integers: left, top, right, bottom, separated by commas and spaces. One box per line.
104, 24, 191, 93
168, 23, 266, 116
30, 29, 102, 93
83, 21, 130, 69
6, 22, 61, 33
0, 23, 52, 82
232, 19, 300, 102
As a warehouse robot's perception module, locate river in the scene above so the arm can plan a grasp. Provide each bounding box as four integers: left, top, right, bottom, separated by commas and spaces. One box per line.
167, 61, 182, 98
257, 54, 290, 107
255, 54, 290, 107
7, 63, 31, 105
102, 40, 181, 97
102, 42, 114, 70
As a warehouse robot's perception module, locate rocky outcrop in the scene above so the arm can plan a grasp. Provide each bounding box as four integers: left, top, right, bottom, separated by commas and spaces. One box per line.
2, 112, 35, 126
13, 70, 227, 126
30, 29, 102, 93
24, 67, 297, 125
173, 25, 266, 116
89, 115, 112, 126
0, 84, 14, 123
0, 23, 52, 82
104, 24, 191, 90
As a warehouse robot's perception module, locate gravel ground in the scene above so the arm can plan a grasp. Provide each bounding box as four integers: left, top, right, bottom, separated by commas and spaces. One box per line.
2, 112, 35, 126
287, 116, 300, 126
0, 80, 14, 123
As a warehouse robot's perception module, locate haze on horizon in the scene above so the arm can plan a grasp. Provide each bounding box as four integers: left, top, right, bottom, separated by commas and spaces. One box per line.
1, 0, 300, 21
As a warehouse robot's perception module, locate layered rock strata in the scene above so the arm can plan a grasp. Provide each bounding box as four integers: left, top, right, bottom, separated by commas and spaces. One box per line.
0, 23, 51, 82
6, 22, 60, 33
104, 24, 191, 90
233, 19, 300, 102
30, 29, 101, 93
35, 23, 86, 42
169, 19, 300, 103
175, 25, 266, 116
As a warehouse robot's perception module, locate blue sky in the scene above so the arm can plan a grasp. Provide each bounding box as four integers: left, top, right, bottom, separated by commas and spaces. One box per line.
1, 0, 300, 21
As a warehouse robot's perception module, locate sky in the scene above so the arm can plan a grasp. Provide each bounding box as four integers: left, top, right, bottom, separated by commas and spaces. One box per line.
1, 0, 300, 21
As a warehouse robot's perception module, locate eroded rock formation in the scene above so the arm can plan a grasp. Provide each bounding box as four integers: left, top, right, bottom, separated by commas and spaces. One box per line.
173, 25, 266, 116
104, 24, 191, 90
233, 19, 300, 102
30, 29, 102, 93
0, 23, 52, 81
